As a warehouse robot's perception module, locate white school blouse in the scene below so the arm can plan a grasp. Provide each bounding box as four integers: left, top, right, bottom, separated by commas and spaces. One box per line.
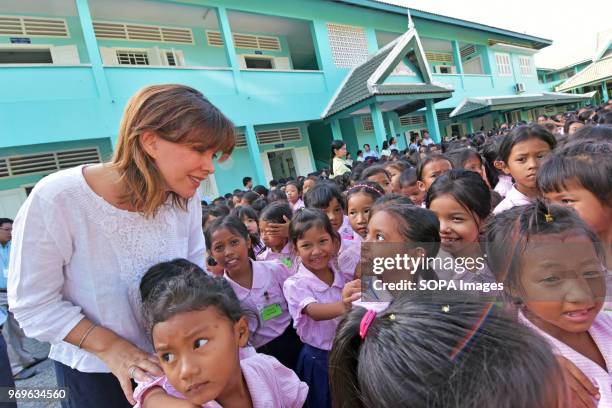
8, 165, 205, 372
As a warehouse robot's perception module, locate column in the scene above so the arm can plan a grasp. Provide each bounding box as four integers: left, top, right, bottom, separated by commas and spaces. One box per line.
217, 7, 240, 92
331, 119, 343, 140
452, 40, 463, 75
370, 103, 387, 149
466, 119, 474, 134
424, 99, 441, 143
245, 125, 267, 186
601, 81, 609, 102
75, 0, 110, 101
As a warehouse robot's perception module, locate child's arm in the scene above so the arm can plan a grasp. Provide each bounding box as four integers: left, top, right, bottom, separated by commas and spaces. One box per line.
141, 387, 200, 408
303, 280, 361, 321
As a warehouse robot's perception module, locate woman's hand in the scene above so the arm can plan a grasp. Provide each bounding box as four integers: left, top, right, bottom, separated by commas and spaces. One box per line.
96, 337, 163, 405
557, 355, 599, 408
342, 279, 362, 312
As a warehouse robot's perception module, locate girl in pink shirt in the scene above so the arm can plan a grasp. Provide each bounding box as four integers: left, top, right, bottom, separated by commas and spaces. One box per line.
205, 216, 302, 371
346, 182, 384, 241
330, 297, 569, 408
134, 259, 307, 408
487, 201, 610, 407
283, 209, 358, 408
285, 181, 305, 212
493, 124, 556, 214
256, 202, 298, 275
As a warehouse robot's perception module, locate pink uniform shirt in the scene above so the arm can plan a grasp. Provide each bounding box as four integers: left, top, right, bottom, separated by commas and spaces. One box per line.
520, 311, 612, 407
494, 175, 513, 198
224, 260, 292, 348
283, 262, 352, 350
133, 352, 308, 408
338, 238, 360, 280
256, 243, 298, 276
291, 199, 305, 212
339, 215, 355, 241
493, 185, 533, 214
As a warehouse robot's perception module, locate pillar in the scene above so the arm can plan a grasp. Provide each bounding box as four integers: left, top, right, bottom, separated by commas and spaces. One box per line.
217, 7, 240, 92
424, 99, 441, 143
244, 125, 267, 185
466, 119, 474, 134
75, 0, 110, 102
601, 81, 609, 102
331, 119, 343, 140
370, 103, 387, 149
452, 40, 463, 75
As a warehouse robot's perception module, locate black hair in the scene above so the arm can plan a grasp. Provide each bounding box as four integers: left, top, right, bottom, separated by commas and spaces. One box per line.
357, 149, 363, 156
426, 169, 491, 221
230, 205, 259, 224
140, 259, 244, 337
485, 200, 605, 295
399, 167, 417, 187
333, 172, 352, 192
233, 189, 244, 197
384, 160, 410, 175
285, 179, 303, 194
0, 218, 13, 226
224, 193, 233, 199
480, 136, 503, 187
204, 215, 258, 260
289, 207, 340, 247
370, 203, 440, 280
346, 180, 384, 204
446, 148, 483, 171
563, 119, 582, 135
331, 139, 347, 175
259, 201, 293, 224
537, 141, 612, 206
360, 165, 390, 182
416, 153, 452, 181
252, 185, 269, 197
373, 194, 414, 206
567, 125, 612, 144
267, 189, 288, 203
330, 297, 565, 408
242, 176, 252, 187
202, 205, 230, 228
498, 124, 556, 163
269, 179, 279, 187
382, 140, 389, 150
241, 191, 260, 206
304, 181, 346, 211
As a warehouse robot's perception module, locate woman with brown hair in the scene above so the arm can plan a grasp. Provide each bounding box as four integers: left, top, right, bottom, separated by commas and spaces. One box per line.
8, 84, 235, 407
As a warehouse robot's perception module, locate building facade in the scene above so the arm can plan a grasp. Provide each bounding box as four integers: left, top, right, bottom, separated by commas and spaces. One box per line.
0, 0, 594, 216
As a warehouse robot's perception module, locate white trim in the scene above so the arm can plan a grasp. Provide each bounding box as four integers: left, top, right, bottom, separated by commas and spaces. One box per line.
489, 43, 538, 55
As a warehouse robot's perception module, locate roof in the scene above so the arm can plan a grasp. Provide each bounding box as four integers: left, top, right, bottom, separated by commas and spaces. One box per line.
322, 28, 453, 119
536, 59, 591, 73
449, 91, 596, 119
594, 28, 612, 62
333, 0, 552, 48
556, 56, 612, 92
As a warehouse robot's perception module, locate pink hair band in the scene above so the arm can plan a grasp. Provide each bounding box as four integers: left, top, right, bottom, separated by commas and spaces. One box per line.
359, 309, 377, 339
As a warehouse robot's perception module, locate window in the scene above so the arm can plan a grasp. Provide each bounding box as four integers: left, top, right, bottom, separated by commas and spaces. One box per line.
519, 56, 533, 76
244, 56, 273, 69
327, 23, 369, 68
495, 53, 512, 76
0, 49, 52, 64
116, 50, 149, 65
160, 49, 185, 66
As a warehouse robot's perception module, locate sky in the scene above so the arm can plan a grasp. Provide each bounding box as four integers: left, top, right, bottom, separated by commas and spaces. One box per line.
380, 0, 612, 69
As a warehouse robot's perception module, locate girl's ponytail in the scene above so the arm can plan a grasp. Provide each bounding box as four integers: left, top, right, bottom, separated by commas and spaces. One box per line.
329, 306, 368, 408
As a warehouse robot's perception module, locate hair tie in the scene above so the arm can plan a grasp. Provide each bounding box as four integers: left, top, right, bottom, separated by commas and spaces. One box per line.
359, 309, 377, 339
544, 212, 553, 223
348, 184, 383, 197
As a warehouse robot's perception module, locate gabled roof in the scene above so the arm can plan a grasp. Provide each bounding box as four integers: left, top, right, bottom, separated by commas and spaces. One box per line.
322, 28, 452, 119
449, 91, 596, 119
333, 0, 552, 48
594, 28, 612, 62
556, 56, 612, 92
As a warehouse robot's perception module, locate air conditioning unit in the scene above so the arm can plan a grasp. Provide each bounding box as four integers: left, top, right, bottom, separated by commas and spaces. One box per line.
515, 83, 525, 93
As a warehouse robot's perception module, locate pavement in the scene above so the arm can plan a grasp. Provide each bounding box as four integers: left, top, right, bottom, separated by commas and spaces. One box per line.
11, 339, 60, 408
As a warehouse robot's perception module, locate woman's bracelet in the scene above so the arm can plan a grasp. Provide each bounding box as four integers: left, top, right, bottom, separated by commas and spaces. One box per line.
78, 323, 97, 349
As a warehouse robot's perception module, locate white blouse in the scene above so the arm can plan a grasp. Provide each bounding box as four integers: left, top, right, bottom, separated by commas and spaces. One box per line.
8, 165, 205, 372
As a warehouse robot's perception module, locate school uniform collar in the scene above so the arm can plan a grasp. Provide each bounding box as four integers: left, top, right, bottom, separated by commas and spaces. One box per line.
506, 185, 531, 203
296, 261, 343, 292
224, 259, 266, 293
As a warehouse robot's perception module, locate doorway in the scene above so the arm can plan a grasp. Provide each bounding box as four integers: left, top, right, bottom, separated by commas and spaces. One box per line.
267, 149, 297, 180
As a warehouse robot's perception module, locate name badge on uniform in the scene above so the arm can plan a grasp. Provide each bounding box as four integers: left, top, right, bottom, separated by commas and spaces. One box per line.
261, 303, 282, 321
281, 258, 293, 269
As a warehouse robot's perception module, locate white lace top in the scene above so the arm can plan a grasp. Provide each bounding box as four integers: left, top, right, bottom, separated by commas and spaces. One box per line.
8, 165, 205, 372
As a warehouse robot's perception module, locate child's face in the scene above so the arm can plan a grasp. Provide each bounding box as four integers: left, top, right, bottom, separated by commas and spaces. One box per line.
462, 156, 487, 184
259, 220, 288, 251
417, 160, 452, 193
153, 308, 249, 406
386, 167, 402, 193
322, 197, 344, 232
285, 185, 299, 204
518, 233, 605, 334
303, 179, 315, 194
367, 173, 392, 194
295, 227, 337, 274
348, 192, 374, 238
400, 182, 425, 206
502, 139, 551, 194
242, 216, 259, 235
210, 228, 251, 275
366, 210, 406, 243
429, 194, 481, 257
543, 180, 612, 236
239, 198, 250, 207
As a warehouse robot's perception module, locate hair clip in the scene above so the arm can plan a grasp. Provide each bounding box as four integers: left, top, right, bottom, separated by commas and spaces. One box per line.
359, 309, 377, 339
348, 184, 383, 197
442, 305, 450, 313
388, 313, 396, 321
544, 212, 554, 223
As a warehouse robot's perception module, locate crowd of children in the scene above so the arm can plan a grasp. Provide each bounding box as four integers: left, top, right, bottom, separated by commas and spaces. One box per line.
135, 101, 611, 408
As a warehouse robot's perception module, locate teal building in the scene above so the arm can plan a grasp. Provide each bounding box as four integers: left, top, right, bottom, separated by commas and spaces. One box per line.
0, 0, 595, 216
